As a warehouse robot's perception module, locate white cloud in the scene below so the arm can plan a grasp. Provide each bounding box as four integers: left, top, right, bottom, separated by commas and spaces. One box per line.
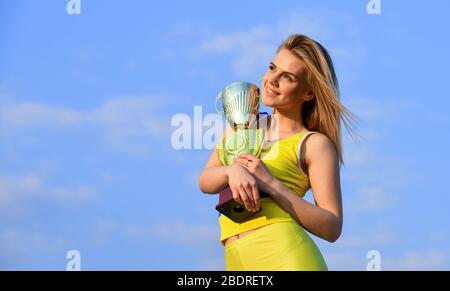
342, 136, 403, 214
330, 46, 368, 65
0, 173, 96, 221
383, 250, 450, 270
321, 228, 449, 270
197, 257, 224, 271
200, 25, 274, 54
196, 11, 334, 78
87, 97, 170, 154
345, 97, 385, 121
428, 231, 450, 244
124, 221, 218, 248
195, 9, 366, 78
48, 185, 95, 202
199, 25, 275, 78
87, 219, 117, 248
123, 221, 223, 270
343, 141, 379, 166
322, 251, 364, 271
322, 248, 450, 271
0, 228, 70, 270
87, 97, 165, 132
0, 96, 171, 154
347, 186, 397, 213
335, 229, 399, 249
424, 111, 450, 126
339, 96, 415, 215
344, 96, 420, 127
0, 100, 82, 130
318, 228, 400, 270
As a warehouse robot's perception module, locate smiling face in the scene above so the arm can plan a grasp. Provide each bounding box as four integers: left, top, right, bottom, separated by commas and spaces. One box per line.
262, 48, 313, 113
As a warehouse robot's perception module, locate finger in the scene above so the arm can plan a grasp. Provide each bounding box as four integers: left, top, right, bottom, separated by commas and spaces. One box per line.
234, 185, 249, 209
232, 160, 250, 171
233, 157, 247, 165
243, 184, 257, 211
232, 163, 249, 172
239, 185, 255, 211
231, 162, 247, 171
233, 156, 248, 163
235, 157, 253, 168
239, 153, 258, 162
230, 186, 244, 205
250, 182, 260, 210
232, 158, 245, 165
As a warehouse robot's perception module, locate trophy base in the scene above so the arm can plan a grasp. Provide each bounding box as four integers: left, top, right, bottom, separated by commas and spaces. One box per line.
215, 187, 269, 223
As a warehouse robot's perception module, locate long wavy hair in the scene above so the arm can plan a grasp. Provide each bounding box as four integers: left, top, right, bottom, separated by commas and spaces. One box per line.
276, 34, 359, 166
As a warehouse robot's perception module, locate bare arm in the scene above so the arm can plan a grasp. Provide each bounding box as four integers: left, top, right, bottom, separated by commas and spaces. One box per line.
198, 124, 233, 194
198, 126, 262, 211
197, 148, 230, 194
265, 133, 343, 242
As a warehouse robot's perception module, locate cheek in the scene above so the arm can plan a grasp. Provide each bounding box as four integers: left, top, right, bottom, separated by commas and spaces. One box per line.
281, 83, 298, 97
261, 72, 271, 84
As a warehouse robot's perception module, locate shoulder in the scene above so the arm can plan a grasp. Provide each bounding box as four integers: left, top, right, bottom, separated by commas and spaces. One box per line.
304, 132, 338, 165
305, 132, 333, 149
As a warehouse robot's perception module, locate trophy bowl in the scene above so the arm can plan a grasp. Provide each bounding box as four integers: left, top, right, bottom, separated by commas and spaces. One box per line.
216, 82, 261, 129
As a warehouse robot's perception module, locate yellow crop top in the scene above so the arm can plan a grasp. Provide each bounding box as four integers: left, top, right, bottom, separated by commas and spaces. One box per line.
217, 130, 317, 243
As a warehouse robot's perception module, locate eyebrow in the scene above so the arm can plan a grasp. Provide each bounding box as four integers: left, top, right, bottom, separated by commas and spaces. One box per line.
270, 62, 298, 80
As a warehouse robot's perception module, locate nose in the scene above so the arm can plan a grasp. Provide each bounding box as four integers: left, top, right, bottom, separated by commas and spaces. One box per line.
267, 75, 279, 87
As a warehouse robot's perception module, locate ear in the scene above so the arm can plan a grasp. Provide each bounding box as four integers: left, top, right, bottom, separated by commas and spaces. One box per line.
304, 90, 314, 102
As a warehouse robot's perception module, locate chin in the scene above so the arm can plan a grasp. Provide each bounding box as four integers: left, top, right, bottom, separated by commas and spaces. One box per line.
262, 95, 276, 107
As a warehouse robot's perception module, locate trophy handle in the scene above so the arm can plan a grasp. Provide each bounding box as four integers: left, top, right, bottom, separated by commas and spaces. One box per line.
256, 90, 262, 107
215, 91, 224, 114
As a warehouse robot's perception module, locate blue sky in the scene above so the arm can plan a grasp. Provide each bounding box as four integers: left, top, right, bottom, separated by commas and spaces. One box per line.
0, 0, 449, 270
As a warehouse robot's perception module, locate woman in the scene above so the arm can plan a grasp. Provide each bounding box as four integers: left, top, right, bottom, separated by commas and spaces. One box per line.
198, 34, 357, 271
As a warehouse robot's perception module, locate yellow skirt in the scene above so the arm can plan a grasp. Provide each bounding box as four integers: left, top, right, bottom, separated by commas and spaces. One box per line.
225, 221, 328, 271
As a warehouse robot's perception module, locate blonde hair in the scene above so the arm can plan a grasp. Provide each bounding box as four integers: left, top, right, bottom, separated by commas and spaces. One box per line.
277, 34, 359, 166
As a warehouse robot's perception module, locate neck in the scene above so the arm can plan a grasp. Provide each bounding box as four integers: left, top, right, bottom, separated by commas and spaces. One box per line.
271, 107, 306, 133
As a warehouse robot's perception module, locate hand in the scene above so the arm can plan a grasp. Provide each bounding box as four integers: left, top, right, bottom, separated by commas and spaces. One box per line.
232, 154, 275, 194
225, 164, 260, 212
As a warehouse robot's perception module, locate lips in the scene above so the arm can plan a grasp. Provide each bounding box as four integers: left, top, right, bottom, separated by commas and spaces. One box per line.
264, 83, 280, 96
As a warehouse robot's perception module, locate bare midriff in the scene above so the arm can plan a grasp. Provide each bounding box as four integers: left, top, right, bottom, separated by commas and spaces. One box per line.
222, 224, 272, 246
